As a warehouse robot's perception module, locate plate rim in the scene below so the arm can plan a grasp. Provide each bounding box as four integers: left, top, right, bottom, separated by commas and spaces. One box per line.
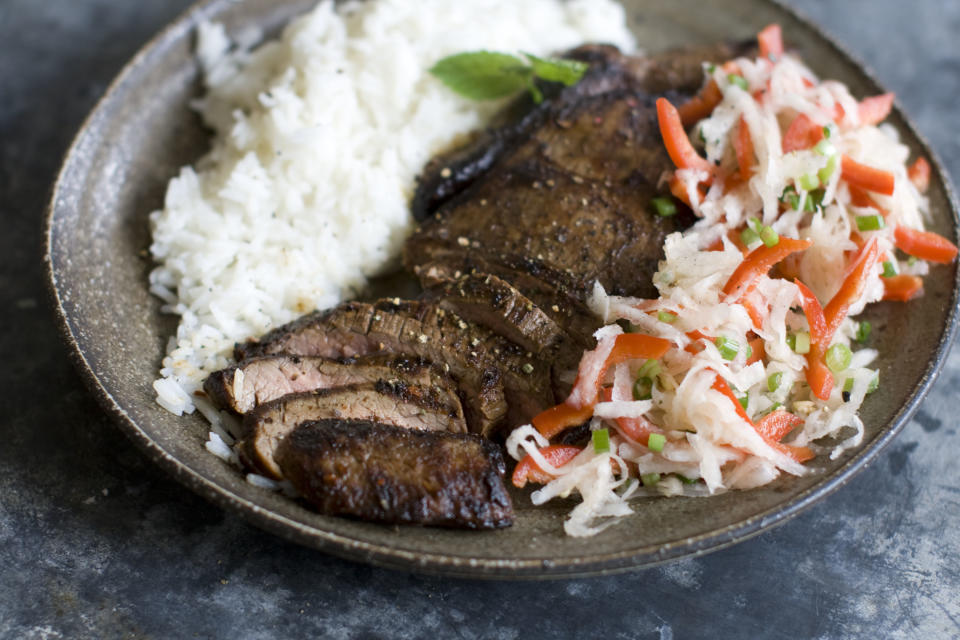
44, 0, 960, 579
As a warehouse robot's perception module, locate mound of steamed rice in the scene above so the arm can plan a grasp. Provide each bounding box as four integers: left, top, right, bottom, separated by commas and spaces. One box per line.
149, 0, 636, 416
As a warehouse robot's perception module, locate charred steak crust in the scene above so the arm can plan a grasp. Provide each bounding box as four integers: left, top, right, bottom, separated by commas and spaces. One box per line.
276, 419, 514, 529
203, 353, 461, 416
240, 380, 468, 479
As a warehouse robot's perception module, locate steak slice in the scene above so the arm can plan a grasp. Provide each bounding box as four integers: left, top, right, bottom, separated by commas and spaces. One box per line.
415, 256, 600, 345
277, 419, 514, 529
420, 268, 572, 357
235, 299, 555, 435
203, 353, 459, 415
240, 380, 466, 479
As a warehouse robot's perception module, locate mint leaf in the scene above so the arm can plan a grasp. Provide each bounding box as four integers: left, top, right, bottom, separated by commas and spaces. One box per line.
525, 53, 588, 86
429, 51, 531, 101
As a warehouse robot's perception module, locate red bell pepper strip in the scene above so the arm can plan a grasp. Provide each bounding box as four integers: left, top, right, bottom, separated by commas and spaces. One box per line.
841, 155, 895, 195
907, 157, 931, 192
722, 237, 813, 301
677, 79, 723, 127
656, 97, 715, 175
532, 402, 595, 439
757, 24, 784, 60
746, 337, 766, 365
754, 411, 805, 442
794, 278, 834, 401
711, 375, 813, 462
561, 333, 671, 419
735, 115, 755, 179
512, 445, 582, 488
857, 93, 895, 126
823, 237, 881, 338
882, 275, 924, 302
782, 113, 824, 153
893, 226, 959, 264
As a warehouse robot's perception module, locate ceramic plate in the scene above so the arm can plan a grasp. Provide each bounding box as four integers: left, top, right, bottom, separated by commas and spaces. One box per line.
46, 0, 960, 578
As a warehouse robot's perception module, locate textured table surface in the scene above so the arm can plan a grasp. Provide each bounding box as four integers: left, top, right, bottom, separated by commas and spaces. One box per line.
3, 1, 959, 638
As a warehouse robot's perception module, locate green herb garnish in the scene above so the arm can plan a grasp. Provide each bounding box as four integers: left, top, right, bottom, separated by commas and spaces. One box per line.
429, 51, 588, 103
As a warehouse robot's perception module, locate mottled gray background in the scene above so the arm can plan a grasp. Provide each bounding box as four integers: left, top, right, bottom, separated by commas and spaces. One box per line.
3, 0, 959, 638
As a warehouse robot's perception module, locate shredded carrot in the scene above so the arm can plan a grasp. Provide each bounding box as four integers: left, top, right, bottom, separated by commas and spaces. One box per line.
882, 275, 924, 302
512, 445, 581, 488
757, 24, 784, 60
841, 155, 895, 195
782, 113, 824, 153
722, 237, 812, 301
677, 79, 723, 127
656, 97, 715, 175
857, 93, 895, 126
907, 157, 931, 193
893, 226, 959, 264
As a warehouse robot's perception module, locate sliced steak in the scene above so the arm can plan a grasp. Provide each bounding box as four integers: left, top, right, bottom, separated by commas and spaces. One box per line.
415, 256, 600, 344
236, 299, 555, 435
421, 268, 572, 356
203, 353, 459, 415
412, 42, 752, 221
404, 94, 690, 301
240, 380, 466, 479
277, 419, 514, 529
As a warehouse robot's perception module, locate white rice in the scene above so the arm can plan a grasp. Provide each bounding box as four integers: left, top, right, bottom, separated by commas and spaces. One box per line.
149, 0, 636, 415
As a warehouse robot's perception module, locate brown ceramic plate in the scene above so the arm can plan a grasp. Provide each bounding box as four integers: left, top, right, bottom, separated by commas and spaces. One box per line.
46, 0, 959, 578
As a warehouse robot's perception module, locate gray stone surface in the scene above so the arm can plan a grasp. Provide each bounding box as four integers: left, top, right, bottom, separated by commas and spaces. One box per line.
2, 0, 959, 638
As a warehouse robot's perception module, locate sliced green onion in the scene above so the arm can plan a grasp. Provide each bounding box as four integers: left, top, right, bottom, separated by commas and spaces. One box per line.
780, 185, 801, 210
658, 310, 677, 323
882, 260, 898, 278
675, 474, 697, 485
592, 428, 610, 454
825, 343, 852, 372
715, 336, 740, 360
814, 139, 836, 156
799, 173, 820, 191
843, 377, 855, 393
767, 371, 783, 392
748, 216, 763, 233
855, 214, 886, 232
641, 472, 661, 487
706, 64, 717, 74
728, 74, 749, 90
789, 331, 811, 354
822, 124, 833, 139
907, 256, 918, 267
637, 359, 661, 380
867, 372, 879, 394
744, 345, 754, 360
855, 321, 872, 344
760, 225, 779, 247
818, 154, 839, 184
767, 401, 783, 414
633, 377, 653, 401
741, 227, 761, 247
652, 196, 677, 217
647, 433, 666, 453
738, 395, 749, 410
804, 188, 825, 213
